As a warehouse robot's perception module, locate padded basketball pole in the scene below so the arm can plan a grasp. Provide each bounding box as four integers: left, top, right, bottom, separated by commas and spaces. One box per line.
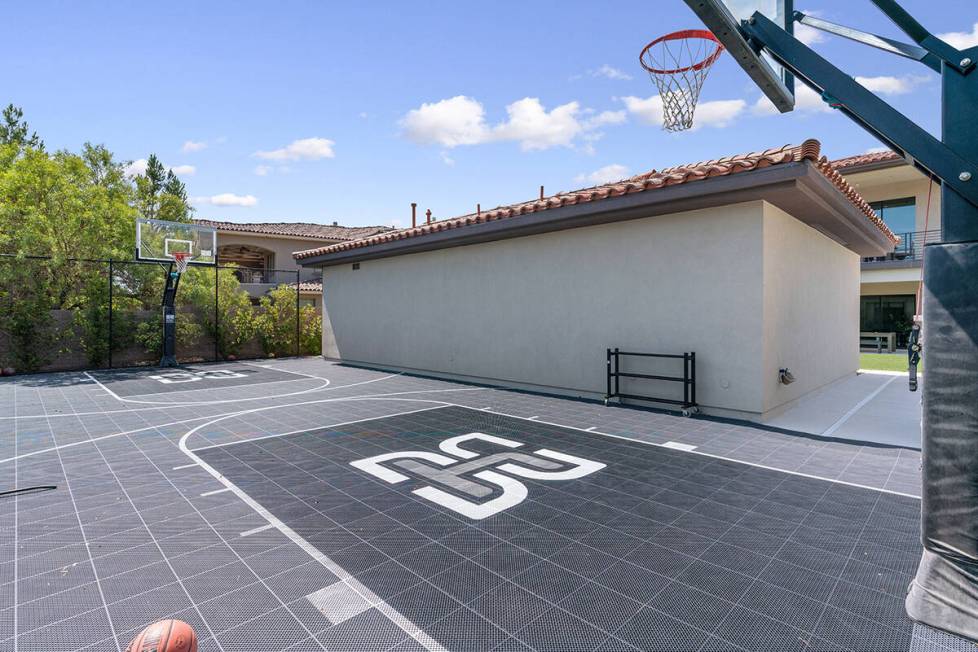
160, 263, 182, 368
741, 8, 978, 642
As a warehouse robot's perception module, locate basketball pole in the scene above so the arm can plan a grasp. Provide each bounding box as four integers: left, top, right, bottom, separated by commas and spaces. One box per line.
160, 262, 182, 368
732, 7, 978, 641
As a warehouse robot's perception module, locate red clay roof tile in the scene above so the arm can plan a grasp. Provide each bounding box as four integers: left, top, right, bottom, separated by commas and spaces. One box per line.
294, 140, 897, 261
830, 150, 902, 171
195, 219, 390, 241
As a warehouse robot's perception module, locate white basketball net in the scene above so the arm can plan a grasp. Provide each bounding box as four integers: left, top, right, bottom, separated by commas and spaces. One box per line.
173, 253, 192, 274
640, 32, 724, 132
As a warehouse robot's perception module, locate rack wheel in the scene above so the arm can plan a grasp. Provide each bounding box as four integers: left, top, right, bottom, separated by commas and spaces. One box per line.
681, 407, 699, 417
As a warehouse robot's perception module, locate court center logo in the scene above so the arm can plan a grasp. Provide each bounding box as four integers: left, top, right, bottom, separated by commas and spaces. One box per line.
350, 433, 605, 520
149, 369, 248, 384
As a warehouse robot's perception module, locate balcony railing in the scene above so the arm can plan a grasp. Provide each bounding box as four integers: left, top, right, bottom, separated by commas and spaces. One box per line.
230, 268, 323, 285
862, 229, 941, 264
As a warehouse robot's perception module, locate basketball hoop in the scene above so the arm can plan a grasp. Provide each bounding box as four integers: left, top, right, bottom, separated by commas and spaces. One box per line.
172, 252, 192, 275
639, 30, 725, 132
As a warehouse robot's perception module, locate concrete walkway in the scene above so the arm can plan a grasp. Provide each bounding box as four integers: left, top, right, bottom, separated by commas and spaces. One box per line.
761, 371, 922, 448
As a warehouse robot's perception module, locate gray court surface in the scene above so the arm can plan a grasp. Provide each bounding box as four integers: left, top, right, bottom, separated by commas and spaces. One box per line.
0, 357, 971, 651
87, 362, 305, 397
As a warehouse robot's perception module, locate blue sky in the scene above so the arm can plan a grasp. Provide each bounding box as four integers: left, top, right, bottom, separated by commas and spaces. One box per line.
6, 0, 977, 228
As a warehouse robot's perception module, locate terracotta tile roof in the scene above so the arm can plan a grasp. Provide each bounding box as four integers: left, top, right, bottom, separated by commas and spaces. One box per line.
195, 219, 391, 242
294, 139, 896, 261
830, 149, 902, 171
293, 281, 323, 293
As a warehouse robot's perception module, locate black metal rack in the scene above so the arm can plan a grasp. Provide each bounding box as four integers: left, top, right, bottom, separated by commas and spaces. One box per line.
605, 347, 698, 416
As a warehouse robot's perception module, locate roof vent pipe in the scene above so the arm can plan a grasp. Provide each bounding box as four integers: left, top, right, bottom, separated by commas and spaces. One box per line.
411, 203, 417, 228
540, 185, 545, 200
426, 209, 432, 225
477, 203, 481, 217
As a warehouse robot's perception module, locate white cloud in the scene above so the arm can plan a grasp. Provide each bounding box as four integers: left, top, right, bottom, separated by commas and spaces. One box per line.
401, 96, 491, 147
622, 95, 746, 130
401, 96, 623, 151
794, 21, 825, 46
864, 146, 892, 154
124, 158, 148, 177
939, 22, 978, 50
855, 75, 927, 95
124, 159, 196, 177
254, 137, 335, 161
584, 110, 626, 129
182, 140, 207, 153
575, 164, 631, 186
254, 165, 272, 176
193, 193, 258, 207
439, 151, 456, 167
592, 64, 632, 81
493, 98, 583, 150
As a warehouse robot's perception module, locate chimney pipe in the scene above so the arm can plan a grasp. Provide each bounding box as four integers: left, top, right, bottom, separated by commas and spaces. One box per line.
411, 203, 417, 228
539, 185, 545, 200
477, 203, 481, 218
426, 209, 432, 225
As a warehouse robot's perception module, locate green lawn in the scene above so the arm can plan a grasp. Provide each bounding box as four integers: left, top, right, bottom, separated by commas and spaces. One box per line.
860, 352, 918, 372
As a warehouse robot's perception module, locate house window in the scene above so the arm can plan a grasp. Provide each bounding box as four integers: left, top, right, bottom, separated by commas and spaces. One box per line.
860, 295, 915, 346
869, 197, 915, 235
299, 298, 316, 309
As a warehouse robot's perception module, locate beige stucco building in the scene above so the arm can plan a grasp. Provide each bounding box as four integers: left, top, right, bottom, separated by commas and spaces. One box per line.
193, 219, 390, 312
833, 151, 940, 350
296, 141, 896, 420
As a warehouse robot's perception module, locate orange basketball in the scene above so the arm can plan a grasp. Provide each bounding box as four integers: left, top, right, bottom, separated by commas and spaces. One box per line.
126, 619, 198, 652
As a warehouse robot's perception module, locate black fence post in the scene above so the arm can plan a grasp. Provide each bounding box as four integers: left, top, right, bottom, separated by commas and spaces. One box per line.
606, 348, 612, 400
214, 264, 219, 361
108, 259, 113, 369
295, 270, 301, 357
690, 352, 696, 407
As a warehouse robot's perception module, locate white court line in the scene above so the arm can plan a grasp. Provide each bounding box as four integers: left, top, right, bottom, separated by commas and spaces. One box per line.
177, 406, 450, 652
110, 374, 317, 399
239, 523, 275, 537
184, 389, 921, 500
0, 414, 235, 465
0, 385, 485, 465
189, 404, 452, 453
82, 370, 334, 406
172, 463, 198, 470
239, 360, 326, 380
662, 441, 698, 452
200, 487, 231, 497
821, 374, 900, 437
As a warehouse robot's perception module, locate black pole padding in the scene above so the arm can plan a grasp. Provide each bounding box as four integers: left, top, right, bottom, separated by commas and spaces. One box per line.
108, 259, 113, 369
295, 270, 301, 357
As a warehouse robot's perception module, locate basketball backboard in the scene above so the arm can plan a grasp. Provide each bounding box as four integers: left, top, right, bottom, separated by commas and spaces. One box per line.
136, 218, 217, 265
683, 0, 795, 112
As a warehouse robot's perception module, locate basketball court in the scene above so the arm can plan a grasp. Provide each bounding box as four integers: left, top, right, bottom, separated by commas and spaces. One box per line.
3, 357, 968, 651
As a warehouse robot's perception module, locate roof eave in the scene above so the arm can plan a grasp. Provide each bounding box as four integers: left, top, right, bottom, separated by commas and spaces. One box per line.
297, 160, 892, 267
835, 156, 906, 175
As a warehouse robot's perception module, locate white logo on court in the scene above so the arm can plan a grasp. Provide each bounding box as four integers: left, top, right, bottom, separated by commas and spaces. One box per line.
350, 433, 605, 520
149, 369, 248, 384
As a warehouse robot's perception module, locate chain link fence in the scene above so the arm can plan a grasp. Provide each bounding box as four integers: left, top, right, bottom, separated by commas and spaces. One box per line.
0, 255, 322, 374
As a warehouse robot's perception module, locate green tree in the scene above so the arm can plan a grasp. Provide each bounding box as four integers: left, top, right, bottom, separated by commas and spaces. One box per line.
0, 104, 42, 150
134, 154, 191, 222
255, 285, 321, 357
182, 266, 257, 359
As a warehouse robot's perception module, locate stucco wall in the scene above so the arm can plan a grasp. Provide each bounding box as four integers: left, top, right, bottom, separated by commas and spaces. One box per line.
849, 176, 940, 233
760, 203, 861, 413
320, 200, 860, 418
